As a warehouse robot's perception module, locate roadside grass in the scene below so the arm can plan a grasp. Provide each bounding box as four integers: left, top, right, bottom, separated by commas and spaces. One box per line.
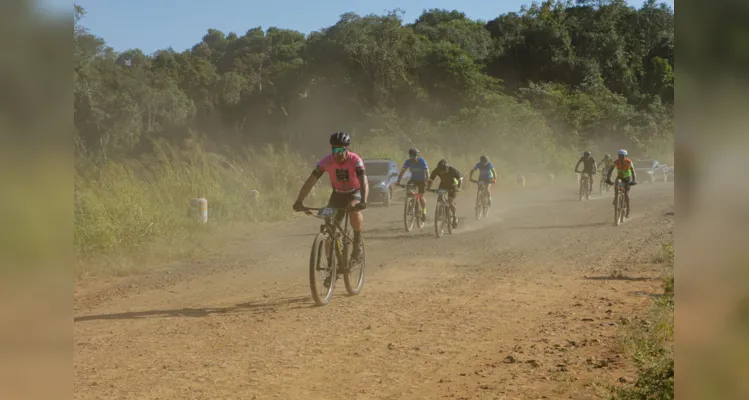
611, 242, 674, 400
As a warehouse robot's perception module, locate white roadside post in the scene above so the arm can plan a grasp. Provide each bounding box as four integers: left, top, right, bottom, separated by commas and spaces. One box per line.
248, 189, 260, 205
191, 198, 208, 223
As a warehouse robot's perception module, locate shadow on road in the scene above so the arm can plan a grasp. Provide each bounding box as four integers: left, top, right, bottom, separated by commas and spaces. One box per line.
584, 276, 652, 282
510, 221, 609, 230
74, 295, 312, 322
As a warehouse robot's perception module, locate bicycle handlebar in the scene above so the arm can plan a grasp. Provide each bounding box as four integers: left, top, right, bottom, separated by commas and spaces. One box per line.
297, 205, 358, 215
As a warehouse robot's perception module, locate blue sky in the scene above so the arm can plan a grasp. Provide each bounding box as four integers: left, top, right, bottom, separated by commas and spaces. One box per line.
63, 0, 673, 54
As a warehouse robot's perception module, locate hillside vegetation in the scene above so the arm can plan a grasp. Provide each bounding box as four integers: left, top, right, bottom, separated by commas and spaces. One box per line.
74, 0, 674, 268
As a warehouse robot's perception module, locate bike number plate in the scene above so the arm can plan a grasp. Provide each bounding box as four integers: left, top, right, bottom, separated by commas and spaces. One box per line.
316, 207, 336, 219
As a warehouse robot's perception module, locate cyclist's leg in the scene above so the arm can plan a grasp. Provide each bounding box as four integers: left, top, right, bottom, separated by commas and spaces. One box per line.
586, 172, 594, 191
346, 191, 364, 260
484, 180, 493, 205
417, 182, 427, 217
623, 177, 632, 215
448, 187, 458, 223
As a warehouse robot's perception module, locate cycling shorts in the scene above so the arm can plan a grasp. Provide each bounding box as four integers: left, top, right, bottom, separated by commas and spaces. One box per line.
407, 181, 426, 194
327, 190, 362, 221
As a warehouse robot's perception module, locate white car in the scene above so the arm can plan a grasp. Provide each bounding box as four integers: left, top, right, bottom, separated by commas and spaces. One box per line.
633, 159, 671, 183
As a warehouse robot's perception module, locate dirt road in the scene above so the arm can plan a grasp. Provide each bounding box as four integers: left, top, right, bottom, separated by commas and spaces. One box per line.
74, 182, 674, 400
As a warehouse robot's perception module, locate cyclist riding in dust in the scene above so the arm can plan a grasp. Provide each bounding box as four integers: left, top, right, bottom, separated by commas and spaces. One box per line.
396, 148, 430, 222
427, 159, 463, 229
293, 132, 368, 262
599, 154, 615, 178
469, 155, 497, 206
605, 149, 638, 217
574, 151, 597, 193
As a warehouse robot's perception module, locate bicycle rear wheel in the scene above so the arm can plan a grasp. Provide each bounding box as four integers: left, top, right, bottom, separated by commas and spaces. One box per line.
404, 196, 415, 232
344, 236, 365, 295
309, 232, 337, 305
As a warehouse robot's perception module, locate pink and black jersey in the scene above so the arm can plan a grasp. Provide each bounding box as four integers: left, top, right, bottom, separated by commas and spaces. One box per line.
316, 152, 366, 193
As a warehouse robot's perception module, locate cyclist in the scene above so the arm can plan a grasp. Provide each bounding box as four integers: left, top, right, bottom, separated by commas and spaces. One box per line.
574, 151, 597, 193
469, 155, 497, 206
427, 159, 463, 229
599, 154, 615, 177
598, 154, 615, 190
293, 132, 368, 262
396, 148, 430, 221
605, 149, 638, 217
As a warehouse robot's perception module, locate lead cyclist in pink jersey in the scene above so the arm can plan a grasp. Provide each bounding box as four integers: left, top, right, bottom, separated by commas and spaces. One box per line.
293, 132, 369, 262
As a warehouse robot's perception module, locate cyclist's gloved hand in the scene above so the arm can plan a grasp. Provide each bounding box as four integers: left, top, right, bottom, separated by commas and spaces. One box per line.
354, 202, 367, 211
293, 200, 304, 212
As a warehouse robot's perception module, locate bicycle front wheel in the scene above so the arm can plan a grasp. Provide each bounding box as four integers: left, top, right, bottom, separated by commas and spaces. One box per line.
475, 189, 482, 220
434, 201, 444, 238
404, 196, 415, 232
614, 193, 624, 226
309, 232, 336, 305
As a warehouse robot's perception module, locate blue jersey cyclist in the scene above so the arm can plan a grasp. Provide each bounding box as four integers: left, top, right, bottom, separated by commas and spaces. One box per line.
396, 148, 430, 221
469, 155, 497, 206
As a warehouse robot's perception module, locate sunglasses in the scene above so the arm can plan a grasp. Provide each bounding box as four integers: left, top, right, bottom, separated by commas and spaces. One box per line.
332, 147, 347, 154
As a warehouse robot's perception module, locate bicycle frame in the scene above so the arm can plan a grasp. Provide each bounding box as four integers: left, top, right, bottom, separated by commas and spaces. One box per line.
404, 183, 424, 202
304, 207, 354, 267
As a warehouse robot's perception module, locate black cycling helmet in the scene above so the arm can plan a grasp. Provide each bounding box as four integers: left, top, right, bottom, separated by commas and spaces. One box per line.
583, 150, 591, 157
329, 132, 351, 146
408, 148, 420, 157
437, 159, 448, 169
480, 155, 488, 163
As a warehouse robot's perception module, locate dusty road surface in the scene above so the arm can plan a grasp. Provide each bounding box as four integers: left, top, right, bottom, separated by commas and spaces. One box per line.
75, 182, 674, 400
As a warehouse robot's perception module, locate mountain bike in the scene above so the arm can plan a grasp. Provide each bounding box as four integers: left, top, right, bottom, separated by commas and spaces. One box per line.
298, 205, 365, 306
472, 180, 491, 219
576, 171, 593, 201
428, 188, 454, 238
610, 178, 637, 226
399, 183, 426, 232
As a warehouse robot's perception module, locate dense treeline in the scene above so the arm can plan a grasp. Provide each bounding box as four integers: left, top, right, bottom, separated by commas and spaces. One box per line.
74, 0, 673, 169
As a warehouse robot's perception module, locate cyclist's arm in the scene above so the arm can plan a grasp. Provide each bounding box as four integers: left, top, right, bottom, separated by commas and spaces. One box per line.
357, 166, 368, 203
574, 159, 582, 171
295, 168, 323, 204
606, 165, 615, 181
591, 158, 597, 172
427, 169, 438, 190
454, 168, 464, 189
469, 169, 476, 181
396, 167, 407, 184
630, 163, 637, 182
490, 168, 497, 181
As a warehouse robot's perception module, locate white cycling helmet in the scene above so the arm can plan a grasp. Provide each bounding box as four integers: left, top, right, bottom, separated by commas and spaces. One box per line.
617, 149, 628, 156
